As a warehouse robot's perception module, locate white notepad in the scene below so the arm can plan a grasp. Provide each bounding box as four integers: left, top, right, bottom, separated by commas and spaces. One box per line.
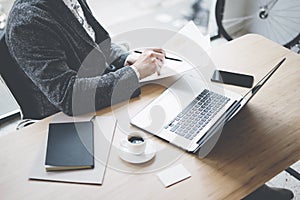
156, 164, 191, 187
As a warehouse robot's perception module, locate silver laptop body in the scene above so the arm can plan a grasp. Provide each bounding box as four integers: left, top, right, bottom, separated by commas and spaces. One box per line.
131, 58, 286, 153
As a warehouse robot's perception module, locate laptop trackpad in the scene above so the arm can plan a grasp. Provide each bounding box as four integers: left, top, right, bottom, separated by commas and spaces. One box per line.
131, 75, 207, 138
131, 89, 183, 134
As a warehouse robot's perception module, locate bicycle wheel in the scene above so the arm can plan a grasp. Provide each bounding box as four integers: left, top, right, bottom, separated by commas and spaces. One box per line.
215, 0, 300, 48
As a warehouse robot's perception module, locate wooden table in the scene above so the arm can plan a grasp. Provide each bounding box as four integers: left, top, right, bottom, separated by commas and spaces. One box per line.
1, 34, 299, 200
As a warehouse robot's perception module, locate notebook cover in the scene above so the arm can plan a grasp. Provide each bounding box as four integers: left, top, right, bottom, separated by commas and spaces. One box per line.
45, 121, 94, 170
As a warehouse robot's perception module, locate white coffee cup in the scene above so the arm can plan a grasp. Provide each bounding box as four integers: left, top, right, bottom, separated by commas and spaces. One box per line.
120, 132, 146, 155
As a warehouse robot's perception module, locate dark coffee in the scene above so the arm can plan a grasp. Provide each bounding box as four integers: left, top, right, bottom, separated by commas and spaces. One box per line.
128, 136, 144, 144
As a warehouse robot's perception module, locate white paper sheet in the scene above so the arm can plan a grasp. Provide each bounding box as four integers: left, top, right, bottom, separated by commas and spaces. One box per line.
178, 21, 211, 52
140, 21, 211, 83
156, 164, 191, 187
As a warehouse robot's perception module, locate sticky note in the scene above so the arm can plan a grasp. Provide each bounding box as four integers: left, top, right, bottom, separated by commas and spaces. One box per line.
156, 164, 191, 187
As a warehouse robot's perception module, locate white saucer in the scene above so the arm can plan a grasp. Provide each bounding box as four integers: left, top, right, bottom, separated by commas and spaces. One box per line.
118, 142, 156, 164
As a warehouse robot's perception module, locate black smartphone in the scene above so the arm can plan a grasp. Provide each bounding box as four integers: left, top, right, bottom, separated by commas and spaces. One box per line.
211, 70, 254, 88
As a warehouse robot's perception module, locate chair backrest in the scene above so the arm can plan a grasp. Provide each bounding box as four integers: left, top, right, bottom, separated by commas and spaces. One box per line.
0, 32, 40, 119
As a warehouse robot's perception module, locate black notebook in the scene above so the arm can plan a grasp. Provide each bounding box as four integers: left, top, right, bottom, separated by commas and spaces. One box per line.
45, 121, 94, 171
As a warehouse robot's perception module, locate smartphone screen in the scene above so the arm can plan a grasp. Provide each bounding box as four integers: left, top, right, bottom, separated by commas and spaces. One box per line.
211, 70, 254, 88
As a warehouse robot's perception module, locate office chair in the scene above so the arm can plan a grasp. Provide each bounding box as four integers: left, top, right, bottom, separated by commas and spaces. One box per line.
0, 32, 39, 128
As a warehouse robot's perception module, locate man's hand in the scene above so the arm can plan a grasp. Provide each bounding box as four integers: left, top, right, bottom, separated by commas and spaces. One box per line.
132, 48, 166, 79
125, 53, 139, 66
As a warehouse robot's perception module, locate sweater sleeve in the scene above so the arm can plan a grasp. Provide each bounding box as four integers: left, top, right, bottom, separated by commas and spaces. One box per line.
107, 43, 130, 69
6, 5, 140, 116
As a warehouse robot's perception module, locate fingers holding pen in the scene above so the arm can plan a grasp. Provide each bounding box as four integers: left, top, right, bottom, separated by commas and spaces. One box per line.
151, 56, 164, 76
147, 50, 165, 63
151, 48, 166, 58
133, 48, 166, 79
147, 50, 164, 76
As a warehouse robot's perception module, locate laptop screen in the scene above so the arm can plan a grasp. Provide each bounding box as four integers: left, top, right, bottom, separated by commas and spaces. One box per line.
228, 57, 286, 121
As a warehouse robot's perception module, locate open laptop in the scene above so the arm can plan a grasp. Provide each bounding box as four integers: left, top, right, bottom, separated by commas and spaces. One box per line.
131, 58, 286, 153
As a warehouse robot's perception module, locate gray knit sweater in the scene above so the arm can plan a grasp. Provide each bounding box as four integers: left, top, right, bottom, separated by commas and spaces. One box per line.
5, 0, 140, 119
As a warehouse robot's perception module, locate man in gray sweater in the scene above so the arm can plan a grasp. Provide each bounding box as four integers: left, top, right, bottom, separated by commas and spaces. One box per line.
5, 0, 165, 119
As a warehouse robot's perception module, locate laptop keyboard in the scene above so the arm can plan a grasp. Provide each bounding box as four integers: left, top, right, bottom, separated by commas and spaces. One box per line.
164, 89, 230, 140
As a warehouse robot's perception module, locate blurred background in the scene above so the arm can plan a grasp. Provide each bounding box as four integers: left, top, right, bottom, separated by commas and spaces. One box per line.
87, 0, 215, 35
